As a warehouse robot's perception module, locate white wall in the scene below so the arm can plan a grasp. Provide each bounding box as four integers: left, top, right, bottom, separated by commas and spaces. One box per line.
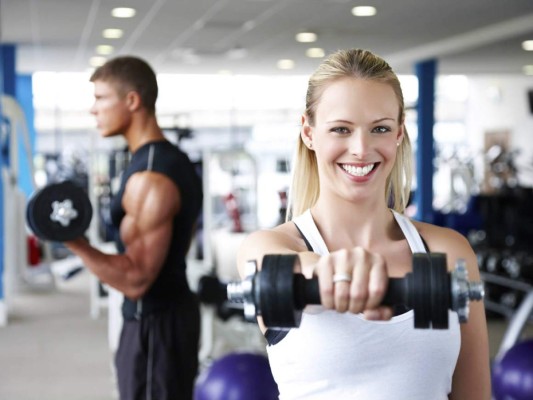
465, 75, 533, 187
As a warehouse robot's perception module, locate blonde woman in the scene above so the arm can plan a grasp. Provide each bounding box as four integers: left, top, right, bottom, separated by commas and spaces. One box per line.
237, 49, 490, 399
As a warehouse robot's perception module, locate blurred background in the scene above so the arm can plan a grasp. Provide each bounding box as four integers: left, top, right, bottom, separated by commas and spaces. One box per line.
0, 0, 533, 399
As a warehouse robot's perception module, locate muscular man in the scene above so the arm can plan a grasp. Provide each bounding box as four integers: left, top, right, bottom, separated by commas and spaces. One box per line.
65, 56, 203, 400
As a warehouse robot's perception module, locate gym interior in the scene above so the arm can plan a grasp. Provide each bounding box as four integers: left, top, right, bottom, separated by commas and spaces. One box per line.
1, 1, 533, 399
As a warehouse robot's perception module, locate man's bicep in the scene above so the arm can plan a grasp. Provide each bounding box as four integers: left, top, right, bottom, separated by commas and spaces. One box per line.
124, 172, 180, 228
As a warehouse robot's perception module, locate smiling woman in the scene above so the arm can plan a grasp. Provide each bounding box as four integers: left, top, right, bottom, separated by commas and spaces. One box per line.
236, 48, 491, 400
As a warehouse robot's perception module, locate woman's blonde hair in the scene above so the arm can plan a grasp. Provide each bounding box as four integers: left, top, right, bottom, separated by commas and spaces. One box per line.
287, 48, 413, 220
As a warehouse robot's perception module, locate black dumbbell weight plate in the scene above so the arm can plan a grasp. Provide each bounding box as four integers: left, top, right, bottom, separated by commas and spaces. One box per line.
412, 254, 431, 329
26, 181, 93, 242
260, 254, 301, 328
428, 253, 450, 329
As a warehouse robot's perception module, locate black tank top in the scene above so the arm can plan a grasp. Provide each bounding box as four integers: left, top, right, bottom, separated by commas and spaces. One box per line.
110, 140, 203, 317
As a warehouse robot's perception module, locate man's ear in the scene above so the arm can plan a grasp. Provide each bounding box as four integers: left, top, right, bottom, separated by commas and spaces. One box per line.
125, 91, 142, 112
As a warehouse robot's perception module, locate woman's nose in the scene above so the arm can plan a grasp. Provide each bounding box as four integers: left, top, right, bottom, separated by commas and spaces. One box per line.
349, 131, 369, 156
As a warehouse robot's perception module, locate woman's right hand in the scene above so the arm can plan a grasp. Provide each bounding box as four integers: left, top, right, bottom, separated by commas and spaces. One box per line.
314, 247, 393, 321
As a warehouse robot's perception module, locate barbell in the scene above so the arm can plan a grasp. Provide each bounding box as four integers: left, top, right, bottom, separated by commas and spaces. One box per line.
26, 180, 93, 242
226, 253, 485, 329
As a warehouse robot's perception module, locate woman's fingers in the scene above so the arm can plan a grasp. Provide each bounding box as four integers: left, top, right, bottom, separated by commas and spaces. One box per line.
316, 247, 391, 319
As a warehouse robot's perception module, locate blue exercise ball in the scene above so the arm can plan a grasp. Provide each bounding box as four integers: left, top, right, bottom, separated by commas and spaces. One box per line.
194, 352, 279, 400
492, 339, 533, 400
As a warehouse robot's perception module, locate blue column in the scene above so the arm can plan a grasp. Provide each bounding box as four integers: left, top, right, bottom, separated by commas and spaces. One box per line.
1, 45, 16, 96
414, 59, 437, 223
16, 74, 36, 197
0, 44, 17, 302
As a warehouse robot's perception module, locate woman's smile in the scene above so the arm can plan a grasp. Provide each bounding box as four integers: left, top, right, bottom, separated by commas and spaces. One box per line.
340, 162, 377, 177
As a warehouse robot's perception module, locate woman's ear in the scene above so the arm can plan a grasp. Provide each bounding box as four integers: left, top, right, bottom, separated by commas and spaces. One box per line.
300, 114, 313, 149
396, 123, 405, 145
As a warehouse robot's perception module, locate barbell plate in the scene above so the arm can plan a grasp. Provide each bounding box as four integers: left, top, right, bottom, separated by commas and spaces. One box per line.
26, 181, 93, 242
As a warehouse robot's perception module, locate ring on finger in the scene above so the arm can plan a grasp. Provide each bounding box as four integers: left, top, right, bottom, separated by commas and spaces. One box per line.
333, 273, 352, 283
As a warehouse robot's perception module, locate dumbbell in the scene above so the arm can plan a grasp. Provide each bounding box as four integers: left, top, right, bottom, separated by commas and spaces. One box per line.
26, 181, 93, 242
227, 253, 484, 329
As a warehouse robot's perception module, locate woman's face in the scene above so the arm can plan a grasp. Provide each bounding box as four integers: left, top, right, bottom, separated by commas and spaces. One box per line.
302, 77, 403, 204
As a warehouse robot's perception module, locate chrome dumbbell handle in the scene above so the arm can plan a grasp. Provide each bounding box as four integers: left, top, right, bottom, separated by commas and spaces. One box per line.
451, 259, 485, 322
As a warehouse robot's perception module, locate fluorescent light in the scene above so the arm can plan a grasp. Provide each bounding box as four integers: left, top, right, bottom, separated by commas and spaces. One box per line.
523, 65, 533, 75
522, 40, 533, 51
227, 47, 248, 60
306, 48, 325, 58
102, 29, 123, 39
296, 32, 317, 43
277, 59, 295, 70
111, 7, 136, 18
352, 6, 377, 17
96, 45, 114, 55
90, 56, 107, 67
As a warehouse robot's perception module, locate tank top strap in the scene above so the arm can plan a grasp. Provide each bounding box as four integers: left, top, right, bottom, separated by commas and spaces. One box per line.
391, 210, 427, 253
147, 143, 155, 171
292, 209, 329, 255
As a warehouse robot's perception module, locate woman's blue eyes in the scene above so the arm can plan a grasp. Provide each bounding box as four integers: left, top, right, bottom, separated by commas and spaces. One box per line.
373, 126, 391, 134
331, 127, 350, 134
330, 126, 391, 134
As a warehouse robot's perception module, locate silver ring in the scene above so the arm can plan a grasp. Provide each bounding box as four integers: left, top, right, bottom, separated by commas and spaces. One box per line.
333, 273, 352, 283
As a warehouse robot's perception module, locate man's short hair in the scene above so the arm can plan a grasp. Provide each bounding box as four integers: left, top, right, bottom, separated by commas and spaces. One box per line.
90, 56, 158, 113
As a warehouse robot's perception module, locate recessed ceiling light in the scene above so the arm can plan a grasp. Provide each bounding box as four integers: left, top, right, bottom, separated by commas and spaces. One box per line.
96, 45, 114, 55
90, 56, 107, 67
296, 32, 317, 43
111, 7, 136, 18
102, 29, 123, 39
522, 40, 533, 51
523, 65, 533, 75
306, 48, 325, 58
277, 59, 295, 70
243, 20, 256, 31
351, 6, 377, 17
227, 47, 248, 60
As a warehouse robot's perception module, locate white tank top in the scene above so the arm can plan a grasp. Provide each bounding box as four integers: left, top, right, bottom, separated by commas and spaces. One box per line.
266, 209, 461, 400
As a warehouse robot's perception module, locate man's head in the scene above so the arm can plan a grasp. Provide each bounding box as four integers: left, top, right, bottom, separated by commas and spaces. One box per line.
90, 56, 158, 114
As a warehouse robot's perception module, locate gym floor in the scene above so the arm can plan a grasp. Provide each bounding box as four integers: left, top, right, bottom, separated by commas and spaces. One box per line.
0, 268, 529, 400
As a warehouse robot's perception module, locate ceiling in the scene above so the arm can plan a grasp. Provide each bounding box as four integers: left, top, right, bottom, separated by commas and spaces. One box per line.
1, 0, 533, 76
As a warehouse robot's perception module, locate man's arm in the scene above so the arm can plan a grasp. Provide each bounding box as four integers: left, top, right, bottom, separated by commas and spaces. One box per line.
65, 171, 180, 299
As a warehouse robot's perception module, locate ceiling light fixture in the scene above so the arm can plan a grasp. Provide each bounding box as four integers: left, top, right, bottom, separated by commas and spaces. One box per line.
227, 47, 248, 60
351, 6, 377, 17
90, 56, 107, 67
102, 29, 123, 39
111, 7, 136, 18
96, 45, 114, 55
306, 48, 325, 58
522, 40, 533, 51
277, 59, 295, 70
296, 32, 317, 43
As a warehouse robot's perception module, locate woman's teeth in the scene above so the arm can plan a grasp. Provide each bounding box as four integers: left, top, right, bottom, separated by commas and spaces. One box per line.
342, 163, 375, 177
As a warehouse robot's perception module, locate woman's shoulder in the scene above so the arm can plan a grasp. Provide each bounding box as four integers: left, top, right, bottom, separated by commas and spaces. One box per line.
242, 221, 305, 249
410, 219, 475, 263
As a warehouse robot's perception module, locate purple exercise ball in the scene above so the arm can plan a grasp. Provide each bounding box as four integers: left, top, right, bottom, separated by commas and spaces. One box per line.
194, 352, 279, 400
492, 339, 533, 400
